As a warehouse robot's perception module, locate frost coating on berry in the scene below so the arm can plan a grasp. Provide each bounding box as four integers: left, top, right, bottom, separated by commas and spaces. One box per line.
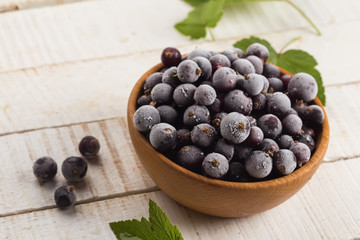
183, 105, 210, 127
54, 185, 76, 210
133, 105, 161, 133
33, 156, 57, 182
149, 123, 177, 152
220, 112, 250, 144
288, 72, 318, 102
202, 153, 229, 179
61, 156, 88, 182
177, 60, 202, 83
245, 150, 273, 179
193, 84, 217, 106
191, 123, 217, 148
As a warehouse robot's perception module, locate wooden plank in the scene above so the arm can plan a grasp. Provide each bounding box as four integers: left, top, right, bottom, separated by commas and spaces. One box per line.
0, 117, 156, 216
1, 158, 359, 239
0, 0, 359, 72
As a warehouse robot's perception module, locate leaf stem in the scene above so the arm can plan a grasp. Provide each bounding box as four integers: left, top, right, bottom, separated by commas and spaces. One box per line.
208, 28, 216, 41
285, 0, 321, 36
279, 36, 302, 54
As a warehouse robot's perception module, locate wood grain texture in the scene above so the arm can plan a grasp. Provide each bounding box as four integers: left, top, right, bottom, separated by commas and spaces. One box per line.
1, 157, 359, 239
0, 117, 155, 217
0, 0, 358, 73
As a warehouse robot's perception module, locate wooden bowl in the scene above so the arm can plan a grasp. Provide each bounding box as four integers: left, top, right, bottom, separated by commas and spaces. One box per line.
127, 62, 329, 217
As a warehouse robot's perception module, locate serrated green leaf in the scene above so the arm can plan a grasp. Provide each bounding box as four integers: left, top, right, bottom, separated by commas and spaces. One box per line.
149, 200, 184, 240
277, 49, 317, 69
233, 36, 278, 63
277, 49, 325, 105
109, 218, 158, 240
175, 0, 226, 39
109, 200, 184, 240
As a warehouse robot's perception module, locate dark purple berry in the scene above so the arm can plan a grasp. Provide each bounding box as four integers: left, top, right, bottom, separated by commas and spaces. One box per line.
225, 162, 250, 182
302, 105, 325, 126
157, 105, 178, 125
287, 73, 318, 102
294, 132, 315, 152
263, 63, 281, 78
258, 138, 279, 156
276, 134, 294, 149
246, 55, 263, 74
246, 43, 269, 62
247, 126, 264, 146
176, 145, 205, 172
33, 156, 57, 182
245, 151, 272, 179
61, 157, 88, 182
54, 186, 76, 210
210, 54, 231, 72
220, 112, 251, 144
214, 139, 235, 161
79, 136, 100, 158
133, 105, 161, 133
257, 114, 282, 139
149, 123, 177, 152
177, 129, 192, 147
183, 105, 211, 127
161, 47, 182, 67
290, 142, 311, 167
177, 60, 202, 83
282, 114, 303, 136
202, 153, 229, 179
223, 90, 253, 115
191, 123, 217, 148
173, 83, 196, 107
162, 66, 181, 88
212, 67, 238, 92
273, 149, 297, 175
143, 72, 163, 92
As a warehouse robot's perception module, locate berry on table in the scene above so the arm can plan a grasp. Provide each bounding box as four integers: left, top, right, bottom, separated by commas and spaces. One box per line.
79, 136, 100, 158
54, 185, 76, 210
33, 156, 57, 182
61, 156, 88, 182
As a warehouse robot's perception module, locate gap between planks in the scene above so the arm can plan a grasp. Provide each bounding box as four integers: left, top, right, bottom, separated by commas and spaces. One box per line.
0, 186, 160, 218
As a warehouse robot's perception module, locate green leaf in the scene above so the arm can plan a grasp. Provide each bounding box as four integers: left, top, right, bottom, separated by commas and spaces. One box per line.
109, 218, 157, 240
233, 36, 278, 63
149, 200, 184, 240
109, 200, 183, 240
175, 0, 226, 39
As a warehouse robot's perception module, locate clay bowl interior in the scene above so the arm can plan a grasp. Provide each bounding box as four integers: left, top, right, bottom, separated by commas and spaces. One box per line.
127, 62, 330, 218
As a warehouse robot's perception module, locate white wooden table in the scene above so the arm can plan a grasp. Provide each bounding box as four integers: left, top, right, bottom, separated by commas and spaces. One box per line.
0, 0, 359, 239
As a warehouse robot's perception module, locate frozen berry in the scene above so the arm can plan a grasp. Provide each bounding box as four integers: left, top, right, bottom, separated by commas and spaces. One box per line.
61, 156, 88, 182
33, 156, 57, 182
79, 136, 100, 158
202, 153, 229, 179
54, 186, 76, 210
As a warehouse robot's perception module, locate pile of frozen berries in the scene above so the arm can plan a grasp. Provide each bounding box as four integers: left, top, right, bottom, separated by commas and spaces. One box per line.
133, 44, 324, 182
32, 136, 100, 209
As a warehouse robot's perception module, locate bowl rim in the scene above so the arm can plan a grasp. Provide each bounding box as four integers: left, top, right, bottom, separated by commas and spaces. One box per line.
127, 61, 330, 190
